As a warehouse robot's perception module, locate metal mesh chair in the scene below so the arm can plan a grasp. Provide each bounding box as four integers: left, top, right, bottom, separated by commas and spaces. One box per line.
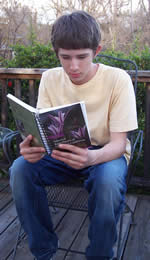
12, 55, 143, 260
0, 127, 20, 172
0, 127, 20, 213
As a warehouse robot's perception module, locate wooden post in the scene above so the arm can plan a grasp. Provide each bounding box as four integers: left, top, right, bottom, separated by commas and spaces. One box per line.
0, 79, 8, 127
29, 79, 36, 107
144, 82, 150, 177
14, 79, 21, 98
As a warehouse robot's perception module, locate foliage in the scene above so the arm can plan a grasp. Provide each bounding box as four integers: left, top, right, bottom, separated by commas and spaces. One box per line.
132, 46, 150, 70
2, 42, 150, 70
3, 43, 60, 68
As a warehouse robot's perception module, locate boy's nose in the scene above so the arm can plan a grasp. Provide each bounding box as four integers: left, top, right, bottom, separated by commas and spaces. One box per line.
70, 59, 79, 71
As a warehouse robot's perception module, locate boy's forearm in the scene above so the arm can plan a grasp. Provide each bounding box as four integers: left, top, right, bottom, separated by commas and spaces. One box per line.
92, 140, 126, 165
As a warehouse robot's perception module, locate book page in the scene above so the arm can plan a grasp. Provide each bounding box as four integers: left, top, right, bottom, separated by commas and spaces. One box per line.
80, 102, 91, 138
7, 94, 36, 113
38, 101, 85, 114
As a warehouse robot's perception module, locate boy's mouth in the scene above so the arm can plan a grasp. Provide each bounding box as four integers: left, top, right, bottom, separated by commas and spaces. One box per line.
70, 73, 80, 78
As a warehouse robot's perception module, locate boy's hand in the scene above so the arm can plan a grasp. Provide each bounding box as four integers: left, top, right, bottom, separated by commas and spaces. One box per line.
51, 144, 96, 169
20, 135, 46, 163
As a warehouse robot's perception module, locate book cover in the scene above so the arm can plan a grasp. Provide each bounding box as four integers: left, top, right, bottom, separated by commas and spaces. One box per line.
37, 103, 91, 151
7, 94, 91, 154
7, 95, 44, 148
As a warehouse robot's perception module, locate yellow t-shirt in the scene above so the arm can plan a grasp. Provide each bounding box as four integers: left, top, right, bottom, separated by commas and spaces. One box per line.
37, 64, 138, 163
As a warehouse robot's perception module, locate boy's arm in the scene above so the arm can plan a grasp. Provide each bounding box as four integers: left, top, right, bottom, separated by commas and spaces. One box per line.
51, 132, 127, 169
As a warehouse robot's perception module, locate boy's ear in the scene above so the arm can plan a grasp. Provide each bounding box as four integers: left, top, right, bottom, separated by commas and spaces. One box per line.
95, 45, 102, 57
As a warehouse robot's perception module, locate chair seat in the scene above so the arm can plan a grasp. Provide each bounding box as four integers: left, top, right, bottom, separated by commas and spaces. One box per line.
46, 183, 88, 211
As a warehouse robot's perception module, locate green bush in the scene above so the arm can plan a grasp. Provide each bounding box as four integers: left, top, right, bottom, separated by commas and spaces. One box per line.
3, 43, 60, 68
3, 43, 150, 71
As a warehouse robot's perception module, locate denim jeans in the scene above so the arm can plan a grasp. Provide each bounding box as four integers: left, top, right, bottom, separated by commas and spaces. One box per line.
9, 153, 127, 260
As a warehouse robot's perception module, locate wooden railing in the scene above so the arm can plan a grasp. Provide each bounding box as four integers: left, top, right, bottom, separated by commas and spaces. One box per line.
0, 68, 150, 187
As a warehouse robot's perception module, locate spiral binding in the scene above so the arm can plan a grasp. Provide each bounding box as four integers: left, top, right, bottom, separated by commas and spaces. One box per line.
35, 109, 51, 154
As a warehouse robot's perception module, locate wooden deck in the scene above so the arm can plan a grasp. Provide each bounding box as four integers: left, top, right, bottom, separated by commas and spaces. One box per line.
0, 178, 150, 260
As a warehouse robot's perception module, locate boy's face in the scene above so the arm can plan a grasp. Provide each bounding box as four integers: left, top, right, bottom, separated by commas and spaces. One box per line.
58, 48, 100, 85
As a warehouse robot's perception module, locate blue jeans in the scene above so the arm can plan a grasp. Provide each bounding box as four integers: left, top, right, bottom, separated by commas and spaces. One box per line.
9, 153, 127, 260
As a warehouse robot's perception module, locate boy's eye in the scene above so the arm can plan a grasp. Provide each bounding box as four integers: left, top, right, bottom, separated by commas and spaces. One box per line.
61, 55, 88, 60
78, 56, 87, 59
62, 56, 70, 60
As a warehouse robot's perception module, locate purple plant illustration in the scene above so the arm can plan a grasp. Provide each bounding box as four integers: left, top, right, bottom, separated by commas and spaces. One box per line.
71, 126, 86, 139
47, 111, 66, 139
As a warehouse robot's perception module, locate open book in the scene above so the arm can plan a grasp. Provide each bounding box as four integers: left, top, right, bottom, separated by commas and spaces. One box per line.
7, 94, 91, 154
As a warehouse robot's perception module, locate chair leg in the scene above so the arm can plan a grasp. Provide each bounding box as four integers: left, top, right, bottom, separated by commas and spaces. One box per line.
11, 224, 22, 260
125, 203, 136, 225
116, 203, 136, 260
116, 212, 124, 260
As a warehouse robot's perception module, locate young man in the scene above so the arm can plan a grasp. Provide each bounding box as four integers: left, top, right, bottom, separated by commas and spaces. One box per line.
10, 11, 138, 260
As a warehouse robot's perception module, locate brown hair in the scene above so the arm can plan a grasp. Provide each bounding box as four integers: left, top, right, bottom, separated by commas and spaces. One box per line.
51, 11, 101, 55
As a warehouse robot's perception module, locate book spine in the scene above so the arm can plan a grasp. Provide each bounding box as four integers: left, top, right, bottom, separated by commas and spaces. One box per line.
35, 111, 51, 154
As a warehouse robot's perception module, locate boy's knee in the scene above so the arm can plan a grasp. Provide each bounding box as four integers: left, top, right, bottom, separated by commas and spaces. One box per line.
9, 156, 31, 190
93, 162, 127, 200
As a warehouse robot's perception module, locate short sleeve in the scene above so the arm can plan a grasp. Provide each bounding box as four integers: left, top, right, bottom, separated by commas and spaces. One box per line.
109, 71, 138, 132
36, 72, 52, 109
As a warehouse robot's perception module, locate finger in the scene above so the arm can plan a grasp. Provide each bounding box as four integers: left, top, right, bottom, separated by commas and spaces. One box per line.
20, 135, 33, 148
21, 146, 45, 154
58, 144, 86, 154
52, 149, 81, 163
23, 152, 45, 162
52, 150, 86, 169
52, 153, 83, 169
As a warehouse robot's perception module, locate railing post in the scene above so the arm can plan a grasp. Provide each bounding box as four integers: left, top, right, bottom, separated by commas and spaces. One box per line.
14, 79, 21, 98
144, 82, 150, 177
0, 79, 8, 127
29, 79, 36, 107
